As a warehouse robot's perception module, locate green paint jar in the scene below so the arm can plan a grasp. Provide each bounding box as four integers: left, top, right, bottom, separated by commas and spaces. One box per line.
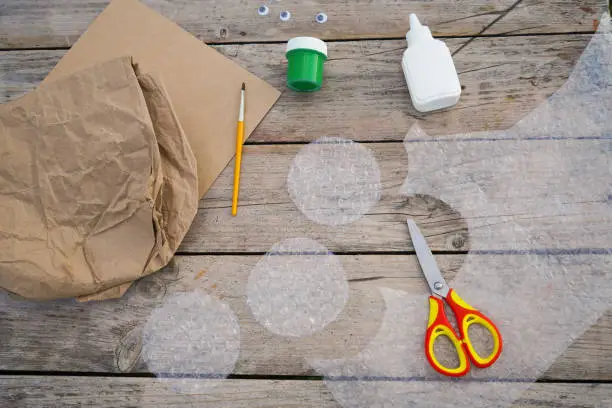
286, 37, 328, 92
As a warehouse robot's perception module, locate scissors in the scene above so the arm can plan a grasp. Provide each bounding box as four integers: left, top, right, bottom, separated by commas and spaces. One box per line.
407, 219, 503, 377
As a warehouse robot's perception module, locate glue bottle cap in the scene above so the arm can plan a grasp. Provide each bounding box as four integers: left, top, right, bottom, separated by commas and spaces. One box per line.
406, 14, 433, 47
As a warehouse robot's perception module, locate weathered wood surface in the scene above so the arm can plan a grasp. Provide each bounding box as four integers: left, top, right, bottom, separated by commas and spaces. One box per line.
0, 1, 609, 406
1, 254, 610, 381
181, 139, 611, 253
485, 0, 609, 35
0, 35, 593, 142
0, 0, 606, 48
2, 376, 612, 408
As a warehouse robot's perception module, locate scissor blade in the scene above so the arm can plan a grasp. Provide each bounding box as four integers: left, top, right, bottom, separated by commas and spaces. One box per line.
407, 219, 450, 298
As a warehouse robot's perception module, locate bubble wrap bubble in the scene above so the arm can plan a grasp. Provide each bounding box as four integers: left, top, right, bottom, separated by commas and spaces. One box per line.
247, 238, 349, 337
310, 13, 612, 408
287, 137, 381, 226
142, 291, 240, 394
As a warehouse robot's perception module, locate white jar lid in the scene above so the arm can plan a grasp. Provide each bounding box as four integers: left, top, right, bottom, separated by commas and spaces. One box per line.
286, 37, 328, 57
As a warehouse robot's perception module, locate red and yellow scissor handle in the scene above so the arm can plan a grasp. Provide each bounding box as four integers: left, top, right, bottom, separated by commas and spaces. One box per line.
425, 289, 503, 377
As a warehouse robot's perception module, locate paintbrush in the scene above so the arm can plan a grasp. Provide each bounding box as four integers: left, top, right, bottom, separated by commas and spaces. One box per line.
232, 82, 245, 216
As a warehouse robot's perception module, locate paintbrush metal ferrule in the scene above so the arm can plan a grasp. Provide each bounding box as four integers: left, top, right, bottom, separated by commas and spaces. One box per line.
239, 83, 245, 122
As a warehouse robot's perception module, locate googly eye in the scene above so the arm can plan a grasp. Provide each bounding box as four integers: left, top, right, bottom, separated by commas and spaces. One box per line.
315, 12, 328, 24
257, 5, 269, 16
280, 10, 291, 21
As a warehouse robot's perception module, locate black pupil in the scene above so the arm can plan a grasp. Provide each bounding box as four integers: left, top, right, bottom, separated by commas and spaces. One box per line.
260, 7, 265, 12
318, 15, 323, 21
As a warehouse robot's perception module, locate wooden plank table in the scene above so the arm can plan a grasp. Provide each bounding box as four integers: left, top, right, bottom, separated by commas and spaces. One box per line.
1, 1, 610, 407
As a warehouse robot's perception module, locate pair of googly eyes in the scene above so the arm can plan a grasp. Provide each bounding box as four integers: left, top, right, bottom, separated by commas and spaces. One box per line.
258, 6, 328, 24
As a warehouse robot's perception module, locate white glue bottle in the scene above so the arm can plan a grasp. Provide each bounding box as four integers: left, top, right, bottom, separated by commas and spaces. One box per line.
401, 14, 461, 113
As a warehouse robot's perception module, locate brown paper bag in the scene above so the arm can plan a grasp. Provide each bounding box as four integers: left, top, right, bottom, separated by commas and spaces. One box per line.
0, 57, 198, 301
44, 0, 281, 198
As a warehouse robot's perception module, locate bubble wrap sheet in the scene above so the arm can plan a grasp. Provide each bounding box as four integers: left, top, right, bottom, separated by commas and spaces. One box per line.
142, 291, 240, 394
288, 137, 381, 226
247, 238, 349, 337
310, 13, 612, 408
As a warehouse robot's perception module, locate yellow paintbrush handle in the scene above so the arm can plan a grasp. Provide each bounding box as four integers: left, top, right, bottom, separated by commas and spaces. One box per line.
232, 121, 244, 216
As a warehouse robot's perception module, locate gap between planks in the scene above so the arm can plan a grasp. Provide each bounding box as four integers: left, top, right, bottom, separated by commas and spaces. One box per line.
1, 376, 611, 408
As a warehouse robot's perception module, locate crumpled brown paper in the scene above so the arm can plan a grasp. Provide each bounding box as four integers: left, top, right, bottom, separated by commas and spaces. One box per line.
0, 57, 198, 301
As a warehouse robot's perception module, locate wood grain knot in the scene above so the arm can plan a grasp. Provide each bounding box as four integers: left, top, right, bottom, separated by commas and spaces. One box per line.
452, 235, 466, 249
114, 324, 143, 373
132, 276, 167, 302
